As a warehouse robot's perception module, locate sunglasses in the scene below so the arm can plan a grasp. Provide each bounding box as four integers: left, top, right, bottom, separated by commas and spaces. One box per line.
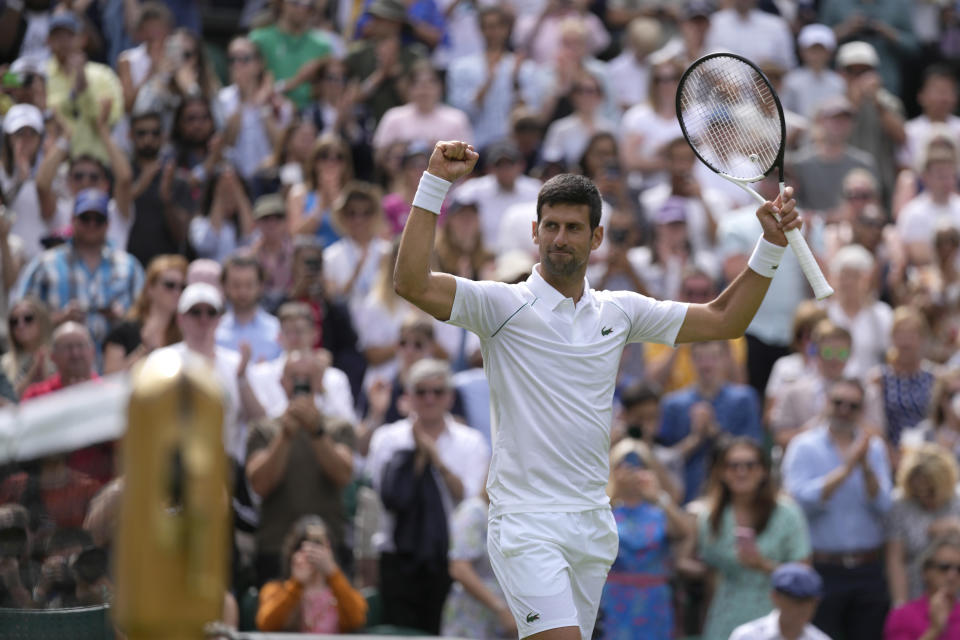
932, 562, 960, 574
820, 346, 850, 361
228, 54, 254, 65
831, 398, 862, 412
725, 460, 760, 472
71, 170, 103, 183
186, 307, 219, 319
572, 85, 600, 95
10, 314, 35, 328
318, 152, 345, 162
856, 216, 884, 228
184, 113, 211, 123
76, 213, 107, 226
399, 339, 426, 349
160, 279, 185, 291
844, 190, 875, 201
344, 208, 375, 219
414, 386, 447, 398
134, 127, 162, 139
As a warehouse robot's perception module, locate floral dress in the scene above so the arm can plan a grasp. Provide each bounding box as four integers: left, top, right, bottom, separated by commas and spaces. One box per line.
600, 501, 673, 640
697, 496, 811, 640
441, 497, 513, 639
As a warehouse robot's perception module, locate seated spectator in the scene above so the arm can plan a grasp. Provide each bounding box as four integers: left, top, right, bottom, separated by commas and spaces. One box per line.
600, 439, 691, 640
186, 258, 222, 288
366, 358, 490, 634
902, 369, 960, 460
189, 167, 255, 263
1, 103, 49, 261
102, 254, 187, 374
782, 24, 845, 120
702, 0, 795, 70
614, 381, 683, 501
607, 17, 660, 113
170, 97, 222, 197
886, 444, 960, 608
628, 198, 701, 302
541, 70, 617, 170
764, 301, 828, 413
896, 145, 960, 266
256, 515, 367, 633
729, 563, 830, 640
782, 378, 892, 640
658, 340, 762, 503
255, 115, 319, 196
900, 65, 960, 171
13, 189, 145, 350
512, 0, 610, 67
826, 244, 894, 380
287, 135, 352, 247
381, 142, 430, 236
441, 488, 515, 639
245, 349, 354, 584
696, 438, 811, 640
885, 533, 960, 640
2, 296, 56, 398
116, 1, 173, 114
249, 194, 293, 313
21, 321, 97, 400
216, 253, 281, 365
372, 60, 473, 155
31, 529, 99, 609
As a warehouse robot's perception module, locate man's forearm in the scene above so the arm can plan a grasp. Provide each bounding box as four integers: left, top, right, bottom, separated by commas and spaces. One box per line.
394, 207, 439, 299
820, 462, 854, 502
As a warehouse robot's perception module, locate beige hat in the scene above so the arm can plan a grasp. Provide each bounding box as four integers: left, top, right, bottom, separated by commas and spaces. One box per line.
836, 41, 879, 68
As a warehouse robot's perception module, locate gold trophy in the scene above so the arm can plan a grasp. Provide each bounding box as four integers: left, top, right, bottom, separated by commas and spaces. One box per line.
115, 349, 229, 640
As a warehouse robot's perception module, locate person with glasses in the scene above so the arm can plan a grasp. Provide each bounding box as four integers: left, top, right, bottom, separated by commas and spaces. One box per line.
693, 437, 811, 640
885, 532, 960, 639
541, 69, 616, 171
287, 135, 353, 247
0, 103, 48, 261
366, 358, 490, 634
886, 444, 960, 609
782, 377, 893, 640
1, 296, 54, 398
102, 254, 187, 374
13, 189, 144, 352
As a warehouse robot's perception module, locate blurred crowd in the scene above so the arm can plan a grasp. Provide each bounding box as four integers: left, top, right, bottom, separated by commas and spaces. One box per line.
0, 0, 958, 638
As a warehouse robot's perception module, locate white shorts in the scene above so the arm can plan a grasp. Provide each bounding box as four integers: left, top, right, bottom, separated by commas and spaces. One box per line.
487, 509, 619, 640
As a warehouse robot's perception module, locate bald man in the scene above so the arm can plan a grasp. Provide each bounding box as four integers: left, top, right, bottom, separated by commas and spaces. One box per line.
21, 322, 97, 400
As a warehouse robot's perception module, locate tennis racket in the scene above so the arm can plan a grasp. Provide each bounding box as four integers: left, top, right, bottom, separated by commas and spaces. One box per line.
675, 52, 833, 300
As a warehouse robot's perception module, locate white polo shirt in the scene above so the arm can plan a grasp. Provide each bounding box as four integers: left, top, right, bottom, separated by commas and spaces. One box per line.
729, 610, 830, 640
448, 267, 687, 517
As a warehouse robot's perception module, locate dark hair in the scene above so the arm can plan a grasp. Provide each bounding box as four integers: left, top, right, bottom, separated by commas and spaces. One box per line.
829, 377, 865, 401
130, 110, 163, 129
137, 1, 173, 29
922, 64, 958, 89
172, 96, 214, 157
620, 381, 661, 409
222, 252, 265, 284
280, 515, 329, 578
706, 437, 776, 537
578, 131, 619, 180
478, 5, 512, 28
536, 174, 602, 230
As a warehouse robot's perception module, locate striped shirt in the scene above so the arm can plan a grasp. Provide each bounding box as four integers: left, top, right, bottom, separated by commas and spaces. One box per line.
13, 242, 144, 348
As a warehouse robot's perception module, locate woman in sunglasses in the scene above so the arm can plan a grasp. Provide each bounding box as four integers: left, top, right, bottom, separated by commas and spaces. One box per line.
886, 444, 960, 610
694, 437, 811, 640
102, 254, 187, 374
1, 296, 55, 397
287, 135, 353, 247
885, 532, 960, 640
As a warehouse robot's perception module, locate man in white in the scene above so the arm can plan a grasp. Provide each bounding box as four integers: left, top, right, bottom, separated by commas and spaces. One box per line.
366, 358, 489, 634
897, 145, 960, 263
394, 140, 802, 639
606, 17, 660, 112
703, 0, 796, 71
729, 563, 831, 640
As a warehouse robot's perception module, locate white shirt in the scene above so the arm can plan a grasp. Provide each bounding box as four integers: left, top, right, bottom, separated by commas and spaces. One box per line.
452, 174, 543, 246
541, 113, 618, 168
371, 103, 474, 151
323, 236, 391, 316
782, 67, 846, 120
729, 610, 831, 640
900, 114, 960, 168
704, 9, 797, 70
367, 416, 490, 552
217, 85, 292, 179
607, 51, 650, 111
897, 192, 960, 244
826, 300, 893, 381
247, 353, 356, 424
640, 183, 732, 256
448, 268, 687, 517
619, 103, 683, 190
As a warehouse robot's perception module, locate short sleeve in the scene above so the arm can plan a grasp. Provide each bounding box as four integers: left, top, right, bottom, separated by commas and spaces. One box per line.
447, 277, 527, 338
245, 420, 276, 462
448, 498, 487, 561
609, 291, 688, 346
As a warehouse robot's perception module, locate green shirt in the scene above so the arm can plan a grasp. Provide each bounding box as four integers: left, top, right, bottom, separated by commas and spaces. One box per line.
249, 25, 331, 108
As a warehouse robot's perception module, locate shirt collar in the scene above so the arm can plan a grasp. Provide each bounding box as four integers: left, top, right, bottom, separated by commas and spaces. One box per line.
525, 264, 592, 311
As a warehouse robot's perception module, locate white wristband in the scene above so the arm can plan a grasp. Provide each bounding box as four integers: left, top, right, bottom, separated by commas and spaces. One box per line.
747, 236, 786, 278
412, 171, 451, 215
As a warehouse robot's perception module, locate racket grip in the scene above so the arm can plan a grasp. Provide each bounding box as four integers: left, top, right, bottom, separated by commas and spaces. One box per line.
784, 228, 834, 300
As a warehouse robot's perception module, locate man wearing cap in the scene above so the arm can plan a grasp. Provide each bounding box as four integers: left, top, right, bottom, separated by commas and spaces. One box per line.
729, 563, 831, 640
783, 24, 846, 121
44, 12, 123, 165
13, 188, 144, 350
703, 0, 795, 71
249, 0, 331, 109
216, 253, 282, 364
250, 193, 293, 312
446, 5, 545, 150
453, 140, 542, 249
835, 40, 905, 206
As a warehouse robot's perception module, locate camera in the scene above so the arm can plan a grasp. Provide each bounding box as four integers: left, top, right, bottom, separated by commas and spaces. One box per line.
292, 377, 312, 397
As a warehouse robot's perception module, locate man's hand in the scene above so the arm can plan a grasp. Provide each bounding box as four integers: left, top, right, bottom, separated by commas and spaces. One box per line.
756, 186, 800, 247
690, 402, 717, 439
412, 421, 441, 466
426, 141, 479, 183
287, 395, 321, 433
846, 433, 871, 470
237, 342, 252, 379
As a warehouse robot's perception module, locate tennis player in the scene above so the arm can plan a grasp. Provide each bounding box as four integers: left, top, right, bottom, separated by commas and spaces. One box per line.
394, 141, 801, 640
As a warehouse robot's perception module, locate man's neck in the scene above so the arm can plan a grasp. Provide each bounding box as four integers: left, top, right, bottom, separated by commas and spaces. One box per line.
73, 242, 103, 268
828, 423, 857, 444
778, 613, 805, 640
232, 306, 258, 324
536, 264, 586, 303
930, 189, 952, 205
697, 380, 723, 399
818, 140, 846, 159
279, 16, 305, 36
418, 416, 446, 437
186, 339, 216, 359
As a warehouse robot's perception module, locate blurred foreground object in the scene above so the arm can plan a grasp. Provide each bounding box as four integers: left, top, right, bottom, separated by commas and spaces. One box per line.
115, 349, 228, 640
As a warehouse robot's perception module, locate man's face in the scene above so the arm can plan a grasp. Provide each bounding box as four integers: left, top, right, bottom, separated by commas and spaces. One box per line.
827, 382, 863, 430
919, 76, 958, 119
178, 304, 221, 344
624, 400, 659, 440
815, 337, 850, 381
691, 342, 726, 384
72, 210, 108, 248
493, 156, 521, 188
281, 354, 322, 399
47, 28, 78, 61
293, 248, 323, 289
479, 12, 509, 48
179, 101, 213, 145
772, 592, 819, 629
51, 330, 94, 380
68, 160, 109, 196
224, 266, 261, 313
533, 203, 600, 280
408, 374, 452, 422
282, 0, 314, 25
131, 116, 164, 159
280, 317, 316, 352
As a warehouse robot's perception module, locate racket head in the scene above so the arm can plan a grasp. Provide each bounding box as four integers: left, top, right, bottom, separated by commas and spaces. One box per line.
675, 52, 787, 184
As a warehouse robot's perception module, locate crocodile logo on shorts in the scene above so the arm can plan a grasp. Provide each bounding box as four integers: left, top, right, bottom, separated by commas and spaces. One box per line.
601, 326, 613, 336
526, 612, 540, 623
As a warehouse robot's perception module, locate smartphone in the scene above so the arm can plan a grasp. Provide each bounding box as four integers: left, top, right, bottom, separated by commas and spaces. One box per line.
292, 377, 312, 397
734, 526, 756, 551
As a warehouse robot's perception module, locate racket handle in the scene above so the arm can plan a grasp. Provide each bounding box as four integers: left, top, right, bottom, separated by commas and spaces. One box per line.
784, 227, 833, 300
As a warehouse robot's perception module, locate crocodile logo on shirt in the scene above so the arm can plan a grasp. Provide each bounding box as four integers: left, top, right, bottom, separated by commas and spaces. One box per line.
601, 326, 613, 336
526, 612, 540, 623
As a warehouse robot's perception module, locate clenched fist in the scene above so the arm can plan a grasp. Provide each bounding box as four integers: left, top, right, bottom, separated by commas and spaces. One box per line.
427, 141, 479, 183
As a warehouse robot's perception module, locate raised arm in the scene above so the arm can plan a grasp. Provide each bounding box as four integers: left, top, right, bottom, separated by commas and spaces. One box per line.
675, 187, 801, 343
393, 141, 478, 321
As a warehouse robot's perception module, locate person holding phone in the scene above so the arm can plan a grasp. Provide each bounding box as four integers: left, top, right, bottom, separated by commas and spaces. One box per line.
694, 437, 812, 640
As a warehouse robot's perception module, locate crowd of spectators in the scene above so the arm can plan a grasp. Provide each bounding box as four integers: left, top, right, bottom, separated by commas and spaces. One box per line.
0, 0, 958, 638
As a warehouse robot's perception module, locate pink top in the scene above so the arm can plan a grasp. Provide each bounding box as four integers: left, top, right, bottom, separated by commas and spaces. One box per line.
371, 104, 473, 151
884, 596, 960, 640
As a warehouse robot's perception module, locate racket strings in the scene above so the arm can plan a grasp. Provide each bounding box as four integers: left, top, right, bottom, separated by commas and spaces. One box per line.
677, 57, 783, 181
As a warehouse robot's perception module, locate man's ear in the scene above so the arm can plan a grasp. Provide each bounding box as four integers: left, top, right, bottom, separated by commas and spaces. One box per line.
591, 225, 604, 251
531, 219, 539, 245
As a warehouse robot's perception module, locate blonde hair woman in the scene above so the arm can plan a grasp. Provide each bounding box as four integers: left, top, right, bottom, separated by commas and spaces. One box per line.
287, 134, 354, 246
886, 443, 960, 606
599, 439, 690, 640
